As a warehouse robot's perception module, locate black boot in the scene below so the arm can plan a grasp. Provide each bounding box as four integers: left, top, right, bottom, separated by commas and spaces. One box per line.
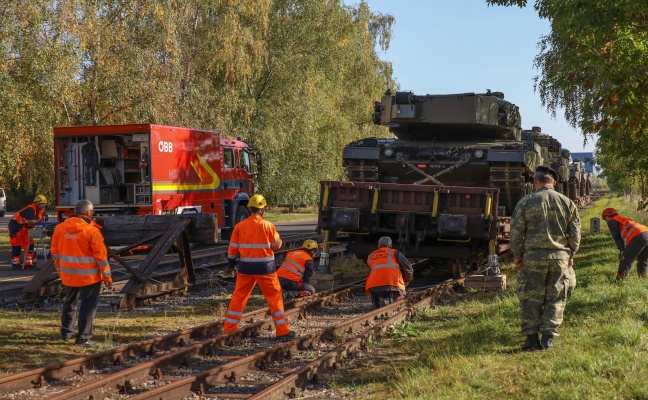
541, 334, 554, 350
521, 334, 541, 351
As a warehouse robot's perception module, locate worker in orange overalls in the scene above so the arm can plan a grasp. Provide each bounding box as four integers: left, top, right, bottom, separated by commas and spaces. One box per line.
602, 208, 648, 280
224, 194, 294, 340
8, 195, 48, 268
277, 239, 318, 301
366, 236, 413, 309
51, 200, 112, 346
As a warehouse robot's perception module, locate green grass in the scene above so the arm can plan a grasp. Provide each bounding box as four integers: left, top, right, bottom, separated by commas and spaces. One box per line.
333, 192, 648, 399
263, 205, 318, 223
3, 194, 648, 399
0, 231, 8, 251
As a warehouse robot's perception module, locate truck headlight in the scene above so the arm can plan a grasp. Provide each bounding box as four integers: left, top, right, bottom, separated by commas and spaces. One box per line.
474, 149, 484, 159
384, 148, 394, 157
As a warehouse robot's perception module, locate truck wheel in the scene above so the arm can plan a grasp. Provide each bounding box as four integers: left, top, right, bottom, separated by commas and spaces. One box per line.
236, 206, 250, 223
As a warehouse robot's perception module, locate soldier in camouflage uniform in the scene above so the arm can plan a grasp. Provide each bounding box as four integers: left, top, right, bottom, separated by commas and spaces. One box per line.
510, 166, 581, 351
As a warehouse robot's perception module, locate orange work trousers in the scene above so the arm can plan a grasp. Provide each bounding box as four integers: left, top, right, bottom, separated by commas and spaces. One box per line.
223, 272, 290, 336
10, 228, 34, 254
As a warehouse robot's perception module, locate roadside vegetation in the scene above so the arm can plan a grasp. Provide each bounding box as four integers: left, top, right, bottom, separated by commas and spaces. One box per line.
2, 194, 648, 399
337, 193, 648, 399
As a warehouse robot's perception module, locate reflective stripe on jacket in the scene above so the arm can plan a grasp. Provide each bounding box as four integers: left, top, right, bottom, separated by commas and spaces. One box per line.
612, 215, 648, 246
228, 214, 282, 275
365, 247, 406, 293
51, 216, 111, 287
277, 249, 312, 282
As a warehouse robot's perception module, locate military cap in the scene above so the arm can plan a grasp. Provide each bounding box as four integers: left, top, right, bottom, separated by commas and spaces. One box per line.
535, 165, 559, 181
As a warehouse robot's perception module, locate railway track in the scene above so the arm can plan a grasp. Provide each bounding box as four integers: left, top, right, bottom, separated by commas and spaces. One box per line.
5, 233, 340, 311
0, 271, 463, 399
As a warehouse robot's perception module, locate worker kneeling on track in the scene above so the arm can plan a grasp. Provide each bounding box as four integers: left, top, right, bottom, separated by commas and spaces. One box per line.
224, 194, 295, 341
365, 236, 413, 309
277, 239, 318, 301
8, 194, 48, 268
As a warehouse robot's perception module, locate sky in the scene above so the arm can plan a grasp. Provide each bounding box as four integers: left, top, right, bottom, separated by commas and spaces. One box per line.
355, 0, 595, 153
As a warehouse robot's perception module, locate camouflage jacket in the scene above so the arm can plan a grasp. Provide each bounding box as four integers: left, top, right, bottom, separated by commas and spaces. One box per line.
510, 185, 581, 260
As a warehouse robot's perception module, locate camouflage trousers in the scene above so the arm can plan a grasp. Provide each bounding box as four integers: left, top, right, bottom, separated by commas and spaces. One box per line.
517, 258, 574, 336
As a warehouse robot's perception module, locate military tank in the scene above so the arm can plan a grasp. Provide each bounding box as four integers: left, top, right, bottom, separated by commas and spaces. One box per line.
568, 158, 592, 207
345, 90, 543, 214
521, 126, 571, 196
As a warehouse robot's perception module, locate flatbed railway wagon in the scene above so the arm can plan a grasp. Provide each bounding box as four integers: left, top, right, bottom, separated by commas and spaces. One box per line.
318, 180, 509, 277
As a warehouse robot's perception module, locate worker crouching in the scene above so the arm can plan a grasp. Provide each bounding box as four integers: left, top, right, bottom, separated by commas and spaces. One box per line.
365, 236, 413, 309
8, 195, 48, 268
277, 239, 318, 301
224, 194, 295, 341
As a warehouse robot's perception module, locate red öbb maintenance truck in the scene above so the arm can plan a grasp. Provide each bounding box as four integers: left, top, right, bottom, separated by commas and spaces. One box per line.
54, 124, 261, 239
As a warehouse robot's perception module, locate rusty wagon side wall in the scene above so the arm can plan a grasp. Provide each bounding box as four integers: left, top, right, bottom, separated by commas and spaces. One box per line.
318, 181, 505, 260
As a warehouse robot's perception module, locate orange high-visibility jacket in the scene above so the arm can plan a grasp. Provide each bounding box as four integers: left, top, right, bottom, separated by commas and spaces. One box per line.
365, 247, 406, 293
9, 203, 44, 234
277, 249, 313, 282
228, 215, 282, 274
611, 215, 648, 246
51, 216, 111, 287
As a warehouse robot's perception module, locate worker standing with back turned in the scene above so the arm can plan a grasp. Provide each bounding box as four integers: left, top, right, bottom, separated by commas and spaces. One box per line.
601, 208, 648, 280
224, 194, 295, 340
51, 200, 112, 346
8, 195, 48, 268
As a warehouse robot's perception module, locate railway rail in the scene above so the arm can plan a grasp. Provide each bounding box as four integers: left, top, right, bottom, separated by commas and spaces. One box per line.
0, 269, 463, 399
4, 233, 341, 311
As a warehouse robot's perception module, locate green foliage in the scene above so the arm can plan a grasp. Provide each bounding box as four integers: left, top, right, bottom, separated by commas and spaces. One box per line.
0, 0, 394, 205
487, 0, 648, 204
386, 323, 421, 342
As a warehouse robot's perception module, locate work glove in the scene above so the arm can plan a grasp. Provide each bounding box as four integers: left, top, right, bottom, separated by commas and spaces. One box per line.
227, 257, 238, 274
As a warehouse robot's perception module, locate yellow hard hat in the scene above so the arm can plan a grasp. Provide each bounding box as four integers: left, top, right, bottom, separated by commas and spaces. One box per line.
302, 239, 318, 251
33, 195, 48, 205
247, 194, 268, 209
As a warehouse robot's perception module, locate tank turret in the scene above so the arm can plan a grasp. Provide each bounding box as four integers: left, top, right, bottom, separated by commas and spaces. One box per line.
376, 90, 522, 141
347, 90, 543, 214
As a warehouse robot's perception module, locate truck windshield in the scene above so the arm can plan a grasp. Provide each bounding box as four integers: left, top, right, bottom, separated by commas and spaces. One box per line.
240, 151, 250, 172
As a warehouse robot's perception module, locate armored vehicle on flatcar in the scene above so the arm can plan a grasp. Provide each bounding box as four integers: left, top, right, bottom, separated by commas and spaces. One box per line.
521, 126, 570, 195
345, 90, 542, 214
319, 90, 547, 276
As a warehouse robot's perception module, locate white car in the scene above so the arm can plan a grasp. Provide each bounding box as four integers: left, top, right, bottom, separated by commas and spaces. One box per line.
0, 188, 6, 217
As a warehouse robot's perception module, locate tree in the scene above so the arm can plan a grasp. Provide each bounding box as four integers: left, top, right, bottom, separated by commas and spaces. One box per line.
0, 0, 395, 207
487, 0, 648, 204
